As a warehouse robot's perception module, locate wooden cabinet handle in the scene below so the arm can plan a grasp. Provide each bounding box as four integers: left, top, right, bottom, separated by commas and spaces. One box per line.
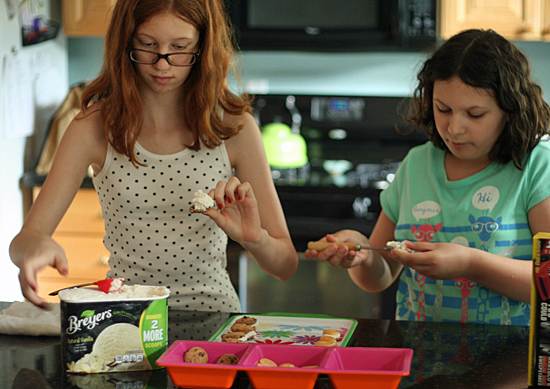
518, 23, 534, 34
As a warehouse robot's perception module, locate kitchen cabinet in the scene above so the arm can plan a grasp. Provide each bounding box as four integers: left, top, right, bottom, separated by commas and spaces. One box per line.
34, 187, 109, 302
64, 0, 550, 42
440, 0, 550, 41
62, 0, 116, 37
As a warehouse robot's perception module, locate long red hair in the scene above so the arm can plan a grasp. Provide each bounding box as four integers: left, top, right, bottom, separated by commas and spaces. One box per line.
81, 0, 252, 166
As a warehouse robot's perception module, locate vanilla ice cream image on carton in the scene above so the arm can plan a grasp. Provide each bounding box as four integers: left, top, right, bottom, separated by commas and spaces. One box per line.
59, 285, 170, 374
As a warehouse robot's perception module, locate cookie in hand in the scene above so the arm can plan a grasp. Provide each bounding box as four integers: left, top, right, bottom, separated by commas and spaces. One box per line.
190, 189, 215, 213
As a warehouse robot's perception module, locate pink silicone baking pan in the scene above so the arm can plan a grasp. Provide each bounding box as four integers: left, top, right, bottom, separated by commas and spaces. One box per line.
324, 347, 414, 389
156, 341, 250, 389
156, 340, 413, 389
241, 343, 331, 389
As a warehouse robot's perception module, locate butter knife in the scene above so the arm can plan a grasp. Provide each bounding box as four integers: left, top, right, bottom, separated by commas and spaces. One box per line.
307, 241, 392, 251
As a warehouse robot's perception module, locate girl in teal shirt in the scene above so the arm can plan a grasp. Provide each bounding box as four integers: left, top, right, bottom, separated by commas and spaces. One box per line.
306, 29, 550, 325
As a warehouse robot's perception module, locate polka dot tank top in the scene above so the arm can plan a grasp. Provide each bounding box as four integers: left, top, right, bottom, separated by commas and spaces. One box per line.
92, 141, 241, 312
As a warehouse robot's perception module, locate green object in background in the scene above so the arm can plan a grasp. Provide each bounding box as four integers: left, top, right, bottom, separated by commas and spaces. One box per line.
261, 122, 308, 168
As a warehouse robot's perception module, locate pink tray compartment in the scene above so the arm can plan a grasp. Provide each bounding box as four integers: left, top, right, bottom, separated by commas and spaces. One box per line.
156, 340, 412, 389
156, 340, 250, 389
241, 343, 331, 368
325, 347, 414, 389
241, 344, 330, 389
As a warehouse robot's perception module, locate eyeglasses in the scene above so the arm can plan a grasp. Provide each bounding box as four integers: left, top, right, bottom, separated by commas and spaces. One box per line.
471, 221, 499, 233
128, 48, 199, 67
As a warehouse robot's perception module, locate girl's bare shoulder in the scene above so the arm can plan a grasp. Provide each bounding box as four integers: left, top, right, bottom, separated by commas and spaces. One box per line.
222, 109, 251, 124
62, 102, 108, 169
223, 111, 260, 141
71, 102, 107, 143
223, 111, 265, 168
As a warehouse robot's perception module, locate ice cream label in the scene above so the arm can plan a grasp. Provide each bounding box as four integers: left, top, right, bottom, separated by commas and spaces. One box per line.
60, 287, 169, 374
67, 370, 167, 389
140, 299, 168, 369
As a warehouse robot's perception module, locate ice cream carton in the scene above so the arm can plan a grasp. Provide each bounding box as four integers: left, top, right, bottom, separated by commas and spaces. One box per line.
529, 232, 550, 387
59, 285, 169, 374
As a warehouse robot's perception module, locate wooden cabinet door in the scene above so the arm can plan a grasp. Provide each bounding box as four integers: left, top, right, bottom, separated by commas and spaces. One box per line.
62, 0, 116, 37
541, 0, 550, 39
440, 0, 538, 40
33, 187, 110, 302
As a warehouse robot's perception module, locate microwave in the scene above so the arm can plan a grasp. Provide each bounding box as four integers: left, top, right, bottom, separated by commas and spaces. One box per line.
227, 0, 438, 52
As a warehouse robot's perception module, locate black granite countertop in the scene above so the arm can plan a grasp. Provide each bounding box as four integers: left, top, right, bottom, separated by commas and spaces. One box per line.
0, 302, 529, 389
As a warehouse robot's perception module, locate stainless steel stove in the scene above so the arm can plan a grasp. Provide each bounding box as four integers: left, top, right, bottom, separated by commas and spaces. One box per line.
254, 94, 427, 251
238, 94, 427, 319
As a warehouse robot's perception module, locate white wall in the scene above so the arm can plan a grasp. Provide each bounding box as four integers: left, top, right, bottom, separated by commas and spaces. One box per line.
0, 0, 68, 301
0, 119, 26, 302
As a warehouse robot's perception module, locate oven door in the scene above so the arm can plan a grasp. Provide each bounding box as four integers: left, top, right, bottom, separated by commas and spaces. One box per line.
277, 185, 380, 251
238, 251, 383, 318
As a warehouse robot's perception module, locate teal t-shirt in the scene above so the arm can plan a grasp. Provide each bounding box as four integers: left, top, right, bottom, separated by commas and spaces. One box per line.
381, 141, 550, 325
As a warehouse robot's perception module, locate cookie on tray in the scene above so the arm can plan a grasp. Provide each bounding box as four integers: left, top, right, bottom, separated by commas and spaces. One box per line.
216, 354, 240, 365
221, 331, 246, 343
230, 323, 255, 333
234, 315, 257, 325
314, 340, 337, 347
322, 329, 341, 340
184, 346, 209, 363
257, 358, 277, 367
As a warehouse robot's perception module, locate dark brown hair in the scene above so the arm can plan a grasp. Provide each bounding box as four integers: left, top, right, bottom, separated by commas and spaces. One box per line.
81, 0, 252, 166
404, 29, 550, 169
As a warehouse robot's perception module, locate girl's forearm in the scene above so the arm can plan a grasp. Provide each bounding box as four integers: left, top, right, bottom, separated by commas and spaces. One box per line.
348, 253, 396, 293
466, 249, 531, 303
9, 229, 41, 268
241, 229, 298, 281
9, 233, 26, 268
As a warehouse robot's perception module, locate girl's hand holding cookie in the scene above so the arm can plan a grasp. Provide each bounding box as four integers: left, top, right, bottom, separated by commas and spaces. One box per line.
205, 177, 262, 247
390, 241, 471, 281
